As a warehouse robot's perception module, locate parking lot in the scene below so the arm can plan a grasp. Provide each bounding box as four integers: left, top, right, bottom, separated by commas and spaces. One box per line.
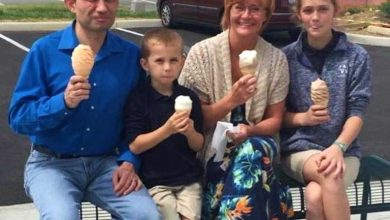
1, 25, 389, 206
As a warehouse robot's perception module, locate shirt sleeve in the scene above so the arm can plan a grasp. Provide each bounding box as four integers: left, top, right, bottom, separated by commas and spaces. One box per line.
8, 43, 73, 135
346, 48, 372, 118
189, 91, 203, 134
116, 146, 141, 171
123, 90, 148, 146
117, 89, 146, 171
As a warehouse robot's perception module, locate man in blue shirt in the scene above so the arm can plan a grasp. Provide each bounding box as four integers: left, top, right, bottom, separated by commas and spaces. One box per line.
8, 0, 159, 219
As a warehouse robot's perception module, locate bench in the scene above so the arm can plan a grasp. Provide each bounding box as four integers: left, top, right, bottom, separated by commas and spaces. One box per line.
79, 155, 390, 220
277, 155, 390, 219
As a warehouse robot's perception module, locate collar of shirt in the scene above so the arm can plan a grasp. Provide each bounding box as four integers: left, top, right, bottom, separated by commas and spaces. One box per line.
302, 30, 341, 56
294, 30, 348, 70
295, 30, 348, 54
146, 77, 182, 101
58, 20, 125, 62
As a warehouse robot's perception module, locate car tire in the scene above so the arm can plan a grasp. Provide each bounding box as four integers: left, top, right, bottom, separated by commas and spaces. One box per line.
160, 1, 175, 28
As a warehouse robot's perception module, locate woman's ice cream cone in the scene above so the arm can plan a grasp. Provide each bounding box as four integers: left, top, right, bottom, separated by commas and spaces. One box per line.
239, 50, 258, 75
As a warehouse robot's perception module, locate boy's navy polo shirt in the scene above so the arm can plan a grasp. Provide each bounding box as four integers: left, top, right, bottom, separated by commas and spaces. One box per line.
124, 78, 203, 188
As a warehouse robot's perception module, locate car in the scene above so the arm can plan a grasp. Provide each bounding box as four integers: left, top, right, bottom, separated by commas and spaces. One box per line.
156, 0, 300, 38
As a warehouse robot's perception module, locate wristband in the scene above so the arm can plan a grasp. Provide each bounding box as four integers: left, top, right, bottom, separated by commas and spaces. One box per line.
333, 141, 348, 153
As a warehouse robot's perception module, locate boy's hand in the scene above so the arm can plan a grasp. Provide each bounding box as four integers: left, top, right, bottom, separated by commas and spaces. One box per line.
164, 111, 190, 135
181, 118, 195, 137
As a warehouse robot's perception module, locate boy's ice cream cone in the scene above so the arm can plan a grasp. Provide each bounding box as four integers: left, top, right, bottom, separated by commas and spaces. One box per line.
311, 78, 329, 107
239, 50, 258, 75
175, 95, 192, 113
71, 44, 95, 78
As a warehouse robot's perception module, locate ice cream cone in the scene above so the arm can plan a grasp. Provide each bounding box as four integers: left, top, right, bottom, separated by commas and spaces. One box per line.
175, 95, 192, 114
311, 78, 329, 107
71, 44, 95, 78
239, 50, 258, 75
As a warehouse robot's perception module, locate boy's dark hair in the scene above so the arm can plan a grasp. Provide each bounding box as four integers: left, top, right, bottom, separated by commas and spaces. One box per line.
140, 28, 184, 58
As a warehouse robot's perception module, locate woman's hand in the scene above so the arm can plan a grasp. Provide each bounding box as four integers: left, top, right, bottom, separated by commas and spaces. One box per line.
316, 144, 346, 179
228, 74, 257, 107
301, 105, 330, 126
226, 123, 251, 145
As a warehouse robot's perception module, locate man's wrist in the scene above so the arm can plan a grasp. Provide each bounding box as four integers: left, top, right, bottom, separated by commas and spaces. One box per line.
333, 141, 348, 153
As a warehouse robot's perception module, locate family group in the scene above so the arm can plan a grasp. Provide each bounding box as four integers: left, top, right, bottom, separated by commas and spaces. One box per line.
8, 0, 371, 219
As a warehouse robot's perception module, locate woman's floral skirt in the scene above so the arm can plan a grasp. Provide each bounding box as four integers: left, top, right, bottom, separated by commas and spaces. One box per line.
202, 136, 294, 220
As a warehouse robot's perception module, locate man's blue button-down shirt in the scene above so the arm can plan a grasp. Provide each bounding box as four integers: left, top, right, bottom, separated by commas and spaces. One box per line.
8, 22, 143, 168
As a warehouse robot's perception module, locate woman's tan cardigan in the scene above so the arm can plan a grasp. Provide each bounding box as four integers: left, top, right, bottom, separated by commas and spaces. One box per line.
179, 30, 289, 164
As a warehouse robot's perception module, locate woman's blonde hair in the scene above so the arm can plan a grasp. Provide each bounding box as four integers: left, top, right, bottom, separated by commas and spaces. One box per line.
220, 0, 275, 32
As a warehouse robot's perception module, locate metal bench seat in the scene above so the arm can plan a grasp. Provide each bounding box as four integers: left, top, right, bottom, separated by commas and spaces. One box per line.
80, 155, 390, 220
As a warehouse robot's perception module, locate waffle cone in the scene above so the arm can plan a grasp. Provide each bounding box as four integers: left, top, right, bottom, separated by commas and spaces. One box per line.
72, 44, 95, 78
311, 78, 329, 107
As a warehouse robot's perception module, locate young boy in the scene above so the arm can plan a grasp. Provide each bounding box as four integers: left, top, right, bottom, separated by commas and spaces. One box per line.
124, 28, 204, 220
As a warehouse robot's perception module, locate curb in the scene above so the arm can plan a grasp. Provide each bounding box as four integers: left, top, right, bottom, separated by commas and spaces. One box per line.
346, 32, 390, 47
367, 25, 390, 37
0, 19, 390, 47
0, 203, 38, 220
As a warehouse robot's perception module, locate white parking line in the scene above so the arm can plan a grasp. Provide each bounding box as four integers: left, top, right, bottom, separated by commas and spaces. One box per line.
0, 34, 29, 52
0, 27, 151, 53
115, 27, 144, 37
140, 0, 155, 4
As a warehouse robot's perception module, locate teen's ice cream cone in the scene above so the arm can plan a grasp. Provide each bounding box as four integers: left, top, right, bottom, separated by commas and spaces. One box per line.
174, 95, 192, 114
71, 44, 95, 78
311, 78, 329, 107
239, 50, 258, 75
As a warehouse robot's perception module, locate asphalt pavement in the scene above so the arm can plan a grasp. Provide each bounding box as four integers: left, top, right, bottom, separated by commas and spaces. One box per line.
1, 19, 390, 219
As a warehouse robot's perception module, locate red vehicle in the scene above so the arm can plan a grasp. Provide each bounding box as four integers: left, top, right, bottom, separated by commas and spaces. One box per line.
156, 0, 299, 38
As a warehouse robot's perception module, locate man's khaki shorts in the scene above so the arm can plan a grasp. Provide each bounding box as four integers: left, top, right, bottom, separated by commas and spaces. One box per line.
281, 150, 360, 187
148, 182, 202, 220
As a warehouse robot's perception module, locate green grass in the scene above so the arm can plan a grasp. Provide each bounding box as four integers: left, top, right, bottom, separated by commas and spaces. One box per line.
346, 7, 364, 15
379, 1, 390, 17
0, 3, 158, 21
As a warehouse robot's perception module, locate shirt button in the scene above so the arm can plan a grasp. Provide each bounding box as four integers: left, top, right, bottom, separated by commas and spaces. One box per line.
91, 106, 95, 110
93, 83, 97, 87
86, 128, 90, 132
80, 147, 85, 151
64, 112, 68, 115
